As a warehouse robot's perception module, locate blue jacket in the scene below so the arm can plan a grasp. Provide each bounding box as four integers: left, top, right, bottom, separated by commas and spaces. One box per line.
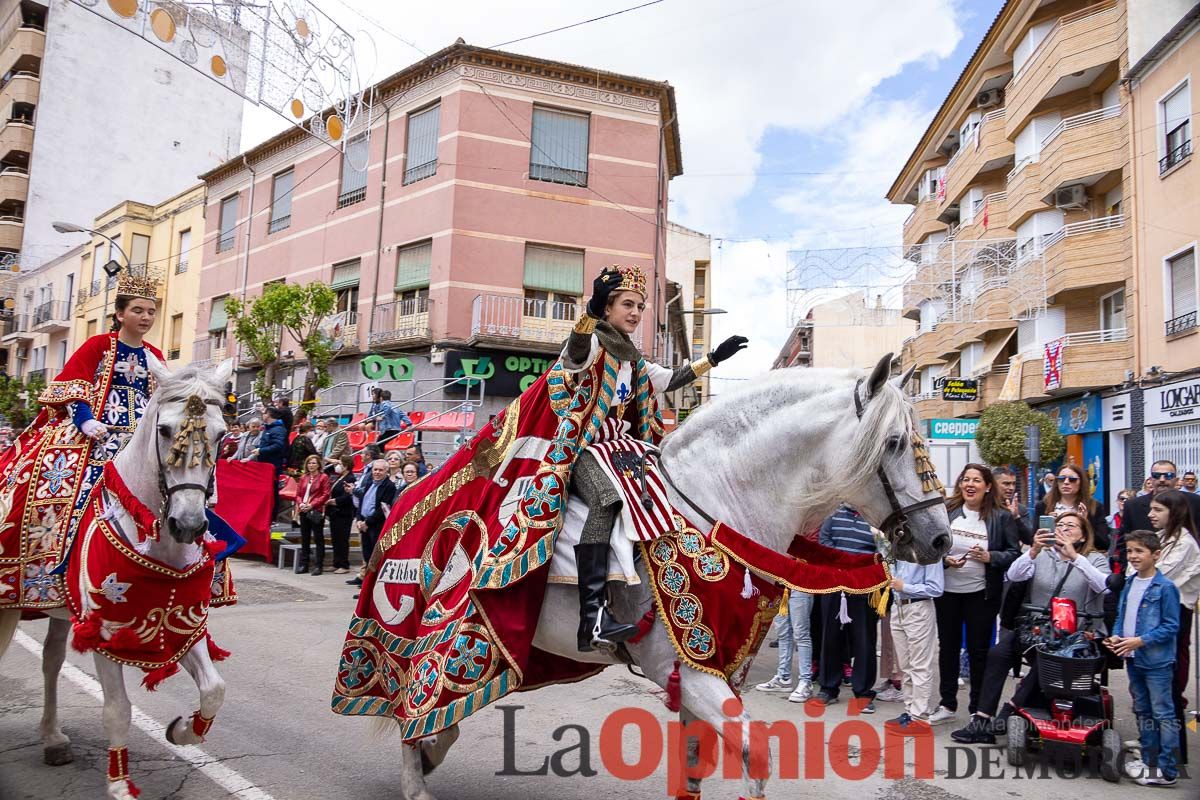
255, 419, 288, 472
1113, 570, 1180, 669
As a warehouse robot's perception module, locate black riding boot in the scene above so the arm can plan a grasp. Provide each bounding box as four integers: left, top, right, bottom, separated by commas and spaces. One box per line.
575, 543, 638, 652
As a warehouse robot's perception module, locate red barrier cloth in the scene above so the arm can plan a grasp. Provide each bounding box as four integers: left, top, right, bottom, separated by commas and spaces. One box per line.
214, 460, 275, 561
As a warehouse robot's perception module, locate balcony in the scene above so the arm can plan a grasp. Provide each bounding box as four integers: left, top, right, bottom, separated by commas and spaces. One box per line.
32, 299, 69, 332
75, 288, 88, 313
1042, 214, 1129, 300
369, 298, 431, 349
911, 392, 956, 421
323, 311, 359, 352
191, 337, 227, 368
1006, 158, 1048, 228
0, 164, 27, 203
0, 71, 39, 107
957, 191, 1008, 240
1017, 328, 1132, 399
1160, 138, 1192, 175
471, 294, 642, 352
1038, 106, 1125, 197
3, 26, 46, 67
902, 200, 946, 248
1005, 2, 1123, 137
25, 367, 46, 384
0, 120, 33, 158
0, 212, 21, 250
901, 327, 952, 371
1, 312, 30, 341
941, 110, 1014, 210
1166, 311, 1197, 338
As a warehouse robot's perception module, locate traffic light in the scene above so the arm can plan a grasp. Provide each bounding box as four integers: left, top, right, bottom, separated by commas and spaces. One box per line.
223, 381, 237, 417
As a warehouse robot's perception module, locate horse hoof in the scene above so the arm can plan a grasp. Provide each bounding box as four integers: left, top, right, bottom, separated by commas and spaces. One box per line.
43, 743, 74, 765
165, 715, 184, 745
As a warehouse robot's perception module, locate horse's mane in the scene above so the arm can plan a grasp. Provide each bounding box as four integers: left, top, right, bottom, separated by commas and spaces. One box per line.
152, 363, 224, 401
662, 366, 914, 532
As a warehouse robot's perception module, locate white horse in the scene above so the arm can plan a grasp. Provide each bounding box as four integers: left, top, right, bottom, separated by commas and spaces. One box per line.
393, 354, 953, 800
0, 358, 234, 800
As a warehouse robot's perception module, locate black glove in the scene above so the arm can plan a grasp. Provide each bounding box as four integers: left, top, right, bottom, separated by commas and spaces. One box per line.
586, 268, 624, 319
709, 335, 748, 366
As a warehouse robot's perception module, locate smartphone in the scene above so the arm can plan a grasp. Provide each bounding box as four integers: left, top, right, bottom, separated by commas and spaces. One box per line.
1038, 515, 1055, 531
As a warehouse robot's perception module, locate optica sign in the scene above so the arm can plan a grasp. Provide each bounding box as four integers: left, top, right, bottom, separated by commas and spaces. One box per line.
928, 418, 979, 439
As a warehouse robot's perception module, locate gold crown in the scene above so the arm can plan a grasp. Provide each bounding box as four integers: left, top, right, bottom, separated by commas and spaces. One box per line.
610, 264, 647, 298
115, 271, 160, 301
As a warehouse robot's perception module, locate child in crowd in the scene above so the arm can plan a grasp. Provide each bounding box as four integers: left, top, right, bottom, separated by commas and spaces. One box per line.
885, 556, 944, 729
755, 589, 816, 703
1105, 530, 1182, 787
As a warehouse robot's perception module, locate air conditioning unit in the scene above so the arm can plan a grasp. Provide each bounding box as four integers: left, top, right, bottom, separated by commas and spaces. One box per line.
976, 88, 1003, 109
1054, 184, 1088, 210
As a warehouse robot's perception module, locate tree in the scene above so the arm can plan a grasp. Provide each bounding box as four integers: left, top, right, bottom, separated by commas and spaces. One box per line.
225, 282, 337, 407
0, 372, 47, 429
976, 401, 1065, 467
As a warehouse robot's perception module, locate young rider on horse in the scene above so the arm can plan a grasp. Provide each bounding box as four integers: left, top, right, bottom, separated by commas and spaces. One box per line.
563, 265, 747, 652
0, 274, 164, 610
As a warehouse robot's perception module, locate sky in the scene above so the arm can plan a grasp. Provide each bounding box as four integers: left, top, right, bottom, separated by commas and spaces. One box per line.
240, 0, 1007, 385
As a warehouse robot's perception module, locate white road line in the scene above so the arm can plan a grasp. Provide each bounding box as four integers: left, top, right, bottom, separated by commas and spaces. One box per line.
14, 630, 276, 800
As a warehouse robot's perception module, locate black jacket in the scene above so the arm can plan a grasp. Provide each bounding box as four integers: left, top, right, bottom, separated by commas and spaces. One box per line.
946, 504, 1022, 602
327, 471, 358, 519
1034, 500, 1112, 553
354, 477, 397, 531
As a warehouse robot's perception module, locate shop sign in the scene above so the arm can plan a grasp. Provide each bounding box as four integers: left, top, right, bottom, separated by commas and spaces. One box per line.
940, 378, 978, 401
360, 355, 415, 382
1041, 394, 1102, 435
1101, 392, 1131, 431
444, 349, 556, 396
928, 418, 979, 439
1144, 377, 1200, 426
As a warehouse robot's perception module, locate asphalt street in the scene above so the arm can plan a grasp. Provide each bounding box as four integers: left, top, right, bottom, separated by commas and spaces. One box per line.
1, 558, 1195, 799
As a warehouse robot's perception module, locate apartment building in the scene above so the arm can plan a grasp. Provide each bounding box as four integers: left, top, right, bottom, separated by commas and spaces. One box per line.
665, 221, 713, 413
773, 292, 915, 371
0, 240, 78, 381
193, 40, 681, 419
0, 0, 241, 272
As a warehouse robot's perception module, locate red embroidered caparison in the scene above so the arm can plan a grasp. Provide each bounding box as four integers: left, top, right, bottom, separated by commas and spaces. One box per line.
66, 464, 231, 679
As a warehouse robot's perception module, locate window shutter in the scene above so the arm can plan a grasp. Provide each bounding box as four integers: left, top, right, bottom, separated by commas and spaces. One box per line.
340, 135, 369, 194
523, 245, 583, 294
272, 170, 294, 220
331, 260, 361, 291
1164, 85, 1190, 131
1170, 250, 1196, 318
404, 105, 440, 183
395, 241, 432, 292
208, 297, 228, 332
130, 234, 150, 269
530, 108, 589, 184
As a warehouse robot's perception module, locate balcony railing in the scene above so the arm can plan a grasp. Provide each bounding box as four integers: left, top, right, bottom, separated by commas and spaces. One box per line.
1, 313, 30, 336
33, 300, 68, 326
1059, 328, 1130, 346
1042, 213, 1125, 249
267, 214, 290, 234
1041, 105, 1121, 149
1160, 138, 1192, 174
471, 294, 642, 349
337, 186, 366, 208
907, 390, 941, 402
167, 348, 181, 360
402, 159, 438, 186
75, 288, 89, 308
1010, 2, 1118, 85
26, 367, 46, 383
370, 297, 431, 345
175, 259, 188, 275
89, 279, 101, 296
1166, 311, 1197, 337
972, 191, 1007, 217
1007, 155, 1034, 182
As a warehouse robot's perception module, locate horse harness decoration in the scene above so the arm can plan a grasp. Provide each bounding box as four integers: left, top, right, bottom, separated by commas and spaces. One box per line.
151, 393, 221, 536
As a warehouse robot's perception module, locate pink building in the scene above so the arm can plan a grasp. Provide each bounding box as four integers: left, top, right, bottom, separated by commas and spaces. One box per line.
194, 41, 681, 422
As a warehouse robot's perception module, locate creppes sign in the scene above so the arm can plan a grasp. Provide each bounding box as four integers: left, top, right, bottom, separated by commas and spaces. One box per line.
928, 419, 979, 439
940, 378, 978, 401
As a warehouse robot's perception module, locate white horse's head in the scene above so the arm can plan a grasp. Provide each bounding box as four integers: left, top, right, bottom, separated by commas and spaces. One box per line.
662, 352, 952, 565
133, 355, 234, 544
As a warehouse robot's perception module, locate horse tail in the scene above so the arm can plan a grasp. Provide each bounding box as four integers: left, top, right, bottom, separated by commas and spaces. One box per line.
0, 610, 19, 663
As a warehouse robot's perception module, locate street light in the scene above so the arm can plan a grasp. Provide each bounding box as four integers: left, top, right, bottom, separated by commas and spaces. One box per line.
680, 308, 727, 315
53, 221, 129, 327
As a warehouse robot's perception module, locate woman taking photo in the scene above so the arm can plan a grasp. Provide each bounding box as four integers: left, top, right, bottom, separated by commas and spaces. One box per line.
1147, 489, 1200, 764
326, 455, 357, 575
0, 280, 163, 610
1036, 462, 1111, 551
295, 454, 331, 575
951, 511, 1110, 743
931, 463, 1021, 725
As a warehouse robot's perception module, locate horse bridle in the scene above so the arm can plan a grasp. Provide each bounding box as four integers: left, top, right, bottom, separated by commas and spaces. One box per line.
153, 395, 222, 522
853, 378, 945, 547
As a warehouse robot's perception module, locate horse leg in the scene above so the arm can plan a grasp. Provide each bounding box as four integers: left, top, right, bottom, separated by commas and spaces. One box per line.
94, 654, 139, 800
165, 640, 225, 746
678, 667, 771, 800
0, 609, 18, 662
419, 723, 460, 775
675, 706, 705, 800
40, 616, 73, 765
396, 723, 439, 800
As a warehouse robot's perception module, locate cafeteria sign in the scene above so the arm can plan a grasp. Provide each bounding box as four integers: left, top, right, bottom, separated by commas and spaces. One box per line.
941, 378, 979, 401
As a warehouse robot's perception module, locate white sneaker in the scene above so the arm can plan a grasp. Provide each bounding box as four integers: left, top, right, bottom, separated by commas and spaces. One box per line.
1124, 758, 1148, 779
927, 706, 958, 725
788, 680, 814, 703
875, 685, 906, 703
756, 675, 792, 693
1134, 774, 1177, 787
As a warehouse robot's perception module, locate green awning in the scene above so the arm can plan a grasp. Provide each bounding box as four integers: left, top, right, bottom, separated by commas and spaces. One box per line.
395, 241, 432, 292
331, 260, 360, 291
523, 245, 583, 294
207, 297, 228, 332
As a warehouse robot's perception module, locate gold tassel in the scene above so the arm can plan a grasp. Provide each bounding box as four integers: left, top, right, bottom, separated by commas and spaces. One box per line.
870, 585, 890, 618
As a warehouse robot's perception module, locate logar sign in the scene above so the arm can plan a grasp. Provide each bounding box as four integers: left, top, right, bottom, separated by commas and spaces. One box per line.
1145, 378, 1200, 426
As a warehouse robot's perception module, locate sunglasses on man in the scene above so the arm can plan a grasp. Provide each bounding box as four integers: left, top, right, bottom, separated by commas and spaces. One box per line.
1150, 471, 1176, 480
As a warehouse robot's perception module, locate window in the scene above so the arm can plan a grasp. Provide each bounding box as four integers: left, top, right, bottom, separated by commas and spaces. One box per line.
1166, 248, 1197, 335
337, 134, 369, 207
64, 273, 74, 308
269, 169, 293, 233
1014, 111, 1061, 165
331, 259, 360, 317
92, 244, 104, 278
1104, 186, 1123, 217
960, 341, 984, 376
396, 287, 429, 316
395, 240, 432, 299
217, 195, 238, 252
86, 319, 97, 338
403, 104, 440, 185
57, 340, 67, 369
523, 245, 582, 318
961, 186, 983, 225
1100, 289, 1125, 340
176, 229, 191, 273
1016, 209, 1063, 261
1013, 19, 1054, 73
130, 234, 149, 271
530, 107, 589, 186
1160, 81, 1191, 174
168, 314, 183, 360
208, 295, 228, 350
